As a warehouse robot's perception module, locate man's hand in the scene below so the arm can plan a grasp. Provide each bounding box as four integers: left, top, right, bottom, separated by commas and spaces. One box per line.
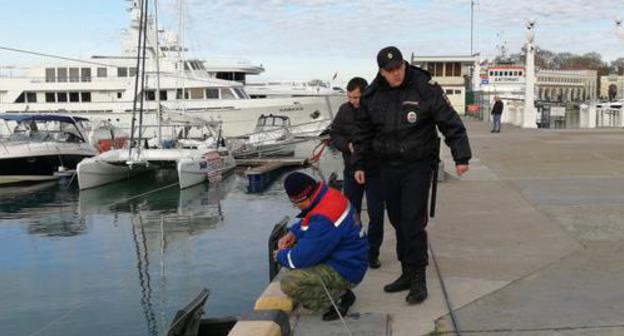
456, 164, 469, 176
278, 232, 296, 249
354, 170, 366, 184
348, 142, 354, 153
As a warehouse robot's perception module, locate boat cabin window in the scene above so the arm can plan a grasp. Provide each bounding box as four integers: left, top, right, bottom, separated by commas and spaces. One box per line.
81, 92, 91, 102
190, 88, 204, 99
205, 88, 219, 99
220, 88, 236, 99
81, 68, 91, 82
69, 92, 80, 103
176, 89, 190, 100
26, 92, 37, 103
117, 67, 128, 77
15, 92, 25, 103
97, 67, 107, 78
69, 68, 79, 82
45, 92, 56, 103
57, 92, 68, 102
233, 88, 247, 99
46, 68, 56, 83
57, 68, 68, 82
146, 90, 156, 101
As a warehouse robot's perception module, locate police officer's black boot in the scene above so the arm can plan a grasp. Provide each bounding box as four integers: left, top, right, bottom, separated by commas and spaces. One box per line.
406, 267, 427, 304
383, 264, 411, 293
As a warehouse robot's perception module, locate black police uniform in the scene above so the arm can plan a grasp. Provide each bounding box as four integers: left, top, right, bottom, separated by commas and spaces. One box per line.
353, 61, 471, 301
330, 102, 384, 263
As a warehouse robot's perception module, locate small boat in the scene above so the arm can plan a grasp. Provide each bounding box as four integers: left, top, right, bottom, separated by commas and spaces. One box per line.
0, 114, 98, 185
231, 114, 297, 158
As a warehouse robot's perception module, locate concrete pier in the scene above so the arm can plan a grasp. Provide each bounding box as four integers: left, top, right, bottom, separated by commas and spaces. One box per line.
273, 121, 624, 335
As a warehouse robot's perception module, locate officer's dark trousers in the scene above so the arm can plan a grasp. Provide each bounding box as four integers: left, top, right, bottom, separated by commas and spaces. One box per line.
343, 168, 384, 259
381, 161, 432, 269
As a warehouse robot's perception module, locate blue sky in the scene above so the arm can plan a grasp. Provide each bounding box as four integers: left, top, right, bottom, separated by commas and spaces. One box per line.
2, 0, 624, 85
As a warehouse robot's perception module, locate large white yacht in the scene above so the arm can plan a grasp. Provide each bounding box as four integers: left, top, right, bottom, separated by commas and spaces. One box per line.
0, 1, 342, 137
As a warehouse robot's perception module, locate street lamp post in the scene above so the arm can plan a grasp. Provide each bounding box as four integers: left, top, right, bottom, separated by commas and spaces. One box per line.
615, 18, 624, 100
523, 19, 538, 128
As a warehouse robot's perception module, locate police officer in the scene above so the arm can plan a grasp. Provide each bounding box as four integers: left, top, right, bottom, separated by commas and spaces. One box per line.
330, 76, 385, 269
353, 46, 471, 304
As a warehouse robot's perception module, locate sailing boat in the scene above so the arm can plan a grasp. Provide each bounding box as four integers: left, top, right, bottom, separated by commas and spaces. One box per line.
76, 0, 235, 190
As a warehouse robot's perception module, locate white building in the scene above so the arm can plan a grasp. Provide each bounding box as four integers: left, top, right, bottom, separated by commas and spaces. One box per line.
410, 55, 481, 114
536, 69, 597, 102
599, 75, 624, 100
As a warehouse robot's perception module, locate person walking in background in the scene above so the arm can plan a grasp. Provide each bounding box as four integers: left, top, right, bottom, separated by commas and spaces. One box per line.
491, 96, 504, 133
274, 172, 368, 321
353, 46, 472, 305
330, 76, 385, 269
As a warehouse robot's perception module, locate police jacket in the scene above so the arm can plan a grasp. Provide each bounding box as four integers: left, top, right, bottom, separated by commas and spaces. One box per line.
276, 182, 368, 284
330, 102, 379, 171
353, 62, 472, 168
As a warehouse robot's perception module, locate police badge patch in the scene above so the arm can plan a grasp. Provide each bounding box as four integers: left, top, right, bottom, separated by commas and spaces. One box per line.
407, 111, 418, 124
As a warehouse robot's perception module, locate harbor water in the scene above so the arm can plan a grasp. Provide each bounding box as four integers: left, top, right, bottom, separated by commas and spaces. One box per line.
0, 140, 343, 336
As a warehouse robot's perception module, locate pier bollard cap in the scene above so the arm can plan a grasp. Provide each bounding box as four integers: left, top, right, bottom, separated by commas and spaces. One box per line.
284, 172, 318, 203
377, 46, 403, 71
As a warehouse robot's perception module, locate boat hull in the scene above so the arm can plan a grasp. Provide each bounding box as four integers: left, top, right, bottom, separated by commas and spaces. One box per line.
77, 156, 155, 190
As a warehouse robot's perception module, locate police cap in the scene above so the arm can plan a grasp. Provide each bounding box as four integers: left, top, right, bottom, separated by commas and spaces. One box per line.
377, 46, 403, 71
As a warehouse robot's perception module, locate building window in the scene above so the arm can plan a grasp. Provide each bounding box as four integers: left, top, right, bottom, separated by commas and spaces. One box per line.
445, 89, 454, 95
117, 92, 123, 99
427, 63, 435, 74
145, 90, 156, 101
435, 63, 444, 77
46, 68, 56, 83
129, 67, 137, 77
45, 92, 56, 103
69, 68, 80, 82
81, 68, 91, 82
117, 67, 128, 77
57, 92, 68, 102
81, 92, 91, 102
206, 88, 219, 99
220, 88, 236, 99
97, 67, 107, 78
159, 90, 168, 101
26, 92, 37, 103
69, 92, 80, 102
57, 68, 68, 82
454, 89, 461, 94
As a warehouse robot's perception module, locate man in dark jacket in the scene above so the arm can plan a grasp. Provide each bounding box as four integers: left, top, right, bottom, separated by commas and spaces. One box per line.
275, 172, 368, 321
353, 46, 472, 305
491, 96, 504, 133
330, 77, 385, 269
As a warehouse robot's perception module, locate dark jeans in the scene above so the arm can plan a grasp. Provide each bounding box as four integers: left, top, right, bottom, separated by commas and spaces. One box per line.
381, 161, 432, 268
343, 168, 384, 259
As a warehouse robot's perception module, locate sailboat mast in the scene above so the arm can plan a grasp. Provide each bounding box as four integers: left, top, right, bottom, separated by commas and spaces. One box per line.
154, 0, 162, 147
129, 0, 146, 158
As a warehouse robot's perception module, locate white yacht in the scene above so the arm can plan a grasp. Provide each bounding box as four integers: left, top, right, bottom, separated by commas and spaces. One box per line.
0, 114, 98, 185
0, 1, 342, 137
245, 79, 345, 98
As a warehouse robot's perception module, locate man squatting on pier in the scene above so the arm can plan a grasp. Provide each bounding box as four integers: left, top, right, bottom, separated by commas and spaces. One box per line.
330, 76, 385, 269
274, 172, 368, 321
354, 46, 472, 304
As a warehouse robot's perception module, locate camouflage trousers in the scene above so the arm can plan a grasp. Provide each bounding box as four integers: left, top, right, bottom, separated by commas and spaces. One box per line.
280, 264, 354, 312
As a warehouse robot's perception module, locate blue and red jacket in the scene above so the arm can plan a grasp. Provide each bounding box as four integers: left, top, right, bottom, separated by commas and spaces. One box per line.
277, 182, 368, 284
